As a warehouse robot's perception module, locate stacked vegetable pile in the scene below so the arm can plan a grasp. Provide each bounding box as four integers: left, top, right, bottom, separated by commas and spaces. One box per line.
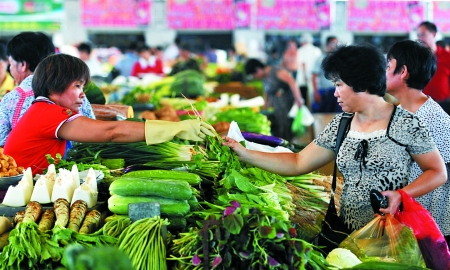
209, 107, 271, 135
117, 132, 329, 268
108, 170, 201, 230
120, 76, 174, 105
2, 164, 99, 209
120, 69, 206, 106
0, 199, 116, 269
169, 201, 332, 269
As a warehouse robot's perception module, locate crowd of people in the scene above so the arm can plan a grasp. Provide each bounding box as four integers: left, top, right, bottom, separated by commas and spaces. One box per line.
0, 19, 449, 254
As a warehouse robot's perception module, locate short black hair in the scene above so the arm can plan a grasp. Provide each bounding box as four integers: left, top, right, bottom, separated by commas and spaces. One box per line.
436, 40, 447, 50
0, 42, 7, 61
128, 42, 138, 51
244, 58, 265, 76
321, 43, 386, 96
137, 44, 150, 53
77, 42, 92, 54
7, 31, 55, 72
387, 40, 436, 90
418, 21, 437, 34
32, 54, 90, 98
326, 36, 337, 46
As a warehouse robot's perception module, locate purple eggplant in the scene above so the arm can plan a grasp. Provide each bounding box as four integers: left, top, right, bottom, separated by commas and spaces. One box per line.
241, 132, 288, 147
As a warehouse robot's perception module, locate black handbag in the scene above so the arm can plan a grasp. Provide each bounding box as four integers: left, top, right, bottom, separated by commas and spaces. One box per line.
317, 112, 354, 254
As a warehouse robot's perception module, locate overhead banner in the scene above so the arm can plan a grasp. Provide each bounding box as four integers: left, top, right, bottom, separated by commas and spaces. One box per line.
167, 0, 234, 30
0, 0, 63, 31
81, 0, 150, 28
347, 1, 424, 33
235, 0, 251, 29
433, 2, 450, 34
255, 0, 330, 31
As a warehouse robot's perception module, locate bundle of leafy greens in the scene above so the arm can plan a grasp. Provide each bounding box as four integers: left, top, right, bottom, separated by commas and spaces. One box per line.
169, 201, 331, 270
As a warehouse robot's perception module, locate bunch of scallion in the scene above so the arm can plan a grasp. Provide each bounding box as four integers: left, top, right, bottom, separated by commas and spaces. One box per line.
66, 141, 202, 166
143, 160, 221, 182
284, 172, 332, 203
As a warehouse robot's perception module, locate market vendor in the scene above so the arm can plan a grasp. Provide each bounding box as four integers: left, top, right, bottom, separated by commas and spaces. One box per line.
224, 44, 447, 241
3, 53, 214, 175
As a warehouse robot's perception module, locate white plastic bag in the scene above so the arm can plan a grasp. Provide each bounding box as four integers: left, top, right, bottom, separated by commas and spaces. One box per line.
288, 104, 314, 126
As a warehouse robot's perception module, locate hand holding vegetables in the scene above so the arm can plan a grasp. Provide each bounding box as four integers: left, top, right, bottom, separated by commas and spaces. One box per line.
222, 136, 250, 161
145, 119, 215, 145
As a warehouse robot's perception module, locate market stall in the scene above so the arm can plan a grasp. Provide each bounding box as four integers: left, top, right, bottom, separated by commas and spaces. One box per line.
0, 59, 437, 269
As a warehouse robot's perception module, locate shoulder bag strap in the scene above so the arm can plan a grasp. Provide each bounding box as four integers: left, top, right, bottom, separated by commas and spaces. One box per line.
331, 112, 354, 201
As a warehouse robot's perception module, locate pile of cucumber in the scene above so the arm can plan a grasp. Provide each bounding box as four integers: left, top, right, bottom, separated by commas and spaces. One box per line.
108, 170, 201, 230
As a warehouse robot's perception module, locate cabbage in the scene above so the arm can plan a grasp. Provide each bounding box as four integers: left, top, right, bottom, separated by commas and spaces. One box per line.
326, 248, 362, 269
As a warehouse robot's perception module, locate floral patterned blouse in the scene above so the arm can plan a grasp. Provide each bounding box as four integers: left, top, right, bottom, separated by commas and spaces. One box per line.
314, 106, 436, 230
0, 75, 95, 146
407, 97, 450, 236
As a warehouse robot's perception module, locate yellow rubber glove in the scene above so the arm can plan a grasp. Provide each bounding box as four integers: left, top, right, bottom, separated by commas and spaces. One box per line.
145, 119, 215, 145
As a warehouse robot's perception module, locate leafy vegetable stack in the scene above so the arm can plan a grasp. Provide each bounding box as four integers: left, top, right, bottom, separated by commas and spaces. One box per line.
169, 201, 321, 269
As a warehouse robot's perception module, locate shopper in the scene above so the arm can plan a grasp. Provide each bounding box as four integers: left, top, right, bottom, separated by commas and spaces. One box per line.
0, 32, 95, 146
281, 39, 298, 79
114, 42, 139, 77
386, 40, 450, 247
296, 33, 321, 107
244, 58, 303, 141
130, 44, 164, 78
163, 37, 180, 67
4, 53, 214, 175
416, 21, 450, 114
0, 43, 14, 99
77, 42, 106, 77
311, 36, 342, 113
225, 44, 447, 232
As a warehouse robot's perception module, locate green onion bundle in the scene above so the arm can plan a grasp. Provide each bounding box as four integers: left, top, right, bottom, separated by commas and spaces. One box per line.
66, 141, 199, 166
143, 160, 221, 182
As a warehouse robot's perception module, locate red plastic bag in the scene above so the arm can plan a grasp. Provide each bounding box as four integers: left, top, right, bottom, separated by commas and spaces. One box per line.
394, 189, 450, 270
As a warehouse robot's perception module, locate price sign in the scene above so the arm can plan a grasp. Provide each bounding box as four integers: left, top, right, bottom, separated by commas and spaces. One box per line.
128, 202, 160, 222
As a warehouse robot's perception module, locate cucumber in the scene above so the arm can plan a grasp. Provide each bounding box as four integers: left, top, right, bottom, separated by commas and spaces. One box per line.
123, 170, 202, 185
187, 195, 199, 211
108, 194, 190, 216
109, 178, 192, 200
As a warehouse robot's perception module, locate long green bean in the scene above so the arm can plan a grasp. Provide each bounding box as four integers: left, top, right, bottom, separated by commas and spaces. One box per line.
117, 216, 169, 270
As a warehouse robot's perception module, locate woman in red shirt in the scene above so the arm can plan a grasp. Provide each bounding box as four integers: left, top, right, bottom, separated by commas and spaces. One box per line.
130, 45, 164, 78
4, 54, 213, 174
